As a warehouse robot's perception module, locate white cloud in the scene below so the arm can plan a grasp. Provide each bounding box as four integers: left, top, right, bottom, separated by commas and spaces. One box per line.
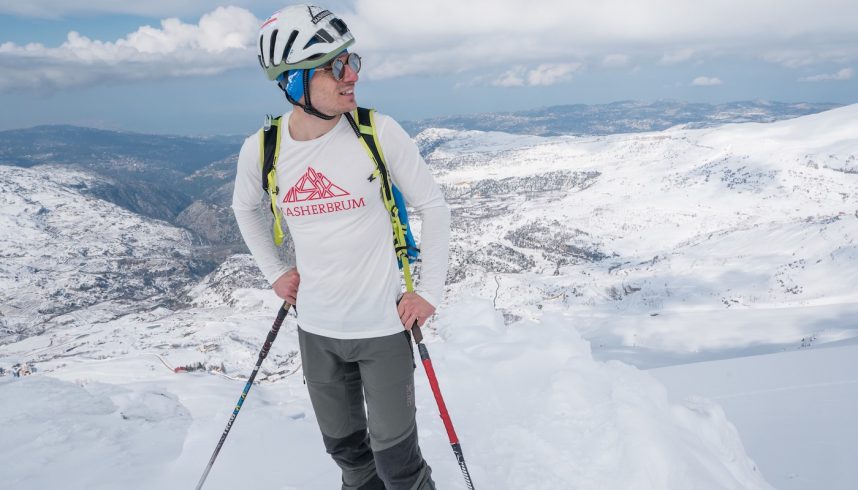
602, 54, 630, 67
761, 50, 819, 69
346, 0, 858, 83
491, 63, 581, 88
798, 67, 854, 82
692, 76, 724, 86
527, 63, 581, 86
0, 0, 269, 18
0, 7, 258, 92
660, 48, 695, 65
0, 1, 361, 18
492, 68, 524, 87
1, 1, 858, 92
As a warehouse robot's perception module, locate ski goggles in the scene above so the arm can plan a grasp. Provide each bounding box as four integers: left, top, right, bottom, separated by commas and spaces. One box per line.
316, 52, 361, 81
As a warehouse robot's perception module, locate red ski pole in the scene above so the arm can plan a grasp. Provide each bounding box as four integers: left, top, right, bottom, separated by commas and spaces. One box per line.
411, 324, 475, 490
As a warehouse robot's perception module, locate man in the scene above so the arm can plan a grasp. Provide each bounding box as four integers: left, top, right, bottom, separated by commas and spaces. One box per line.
231, 5, 450, 490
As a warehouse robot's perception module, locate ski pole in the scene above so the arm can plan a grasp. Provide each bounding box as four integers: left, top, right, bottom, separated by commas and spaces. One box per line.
195, 301, 292, 490
411, 324, 475, 490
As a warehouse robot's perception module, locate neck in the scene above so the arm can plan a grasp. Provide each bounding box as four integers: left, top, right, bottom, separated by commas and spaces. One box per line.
288, 108, 342, 141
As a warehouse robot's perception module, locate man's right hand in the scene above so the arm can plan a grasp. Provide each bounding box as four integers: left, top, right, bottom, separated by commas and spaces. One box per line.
273, 268, 300, 305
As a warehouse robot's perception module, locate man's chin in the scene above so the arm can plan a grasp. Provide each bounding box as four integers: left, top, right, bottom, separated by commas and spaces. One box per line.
330, 103, 357, 116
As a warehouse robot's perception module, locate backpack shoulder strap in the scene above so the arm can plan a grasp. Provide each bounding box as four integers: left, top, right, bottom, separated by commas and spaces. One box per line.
351, 107, 392, 197
259, 115, 282, 191
345, 107, 416, 292
258, 115, 286, 246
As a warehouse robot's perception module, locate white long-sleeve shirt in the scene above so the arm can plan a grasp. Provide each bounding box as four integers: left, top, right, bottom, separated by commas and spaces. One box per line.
232, 111, 450, 339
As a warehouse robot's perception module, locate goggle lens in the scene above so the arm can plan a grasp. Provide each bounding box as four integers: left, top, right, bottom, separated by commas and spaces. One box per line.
330, 53, 361, 80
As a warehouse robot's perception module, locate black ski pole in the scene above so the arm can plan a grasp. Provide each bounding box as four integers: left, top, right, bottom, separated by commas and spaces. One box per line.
411, 324, 475, 490
195, 301, 292, 490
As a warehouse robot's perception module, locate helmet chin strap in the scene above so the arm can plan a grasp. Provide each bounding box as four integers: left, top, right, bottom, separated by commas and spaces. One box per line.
282, 70, 335, 121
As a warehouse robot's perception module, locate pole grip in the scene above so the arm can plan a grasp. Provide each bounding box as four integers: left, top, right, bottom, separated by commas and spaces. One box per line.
259, 301, 290, 361
411, 323, 423, 344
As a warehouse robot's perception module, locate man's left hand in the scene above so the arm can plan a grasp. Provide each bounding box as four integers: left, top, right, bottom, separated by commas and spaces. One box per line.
397, 292, 435, 330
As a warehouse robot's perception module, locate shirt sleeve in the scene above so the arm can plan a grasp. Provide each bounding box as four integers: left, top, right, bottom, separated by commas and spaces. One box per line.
376, 113, 451, 308
231, 130, 292, 285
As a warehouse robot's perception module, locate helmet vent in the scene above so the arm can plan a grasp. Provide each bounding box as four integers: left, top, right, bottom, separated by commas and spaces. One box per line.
330, 18, 348, 36
304, 31, 332, 49
283, 30, 299, 64
269, 29, 278, 63
316, 29, 335, 43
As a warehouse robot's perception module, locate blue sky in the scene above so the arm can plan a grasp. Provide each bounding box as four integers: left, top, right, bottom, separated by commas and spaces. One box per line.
0, 0, 856, 135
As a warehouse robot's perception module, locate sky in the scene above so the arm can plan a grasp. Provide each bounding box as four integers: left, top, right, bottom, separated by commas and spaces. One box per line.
0, 0, 856, 135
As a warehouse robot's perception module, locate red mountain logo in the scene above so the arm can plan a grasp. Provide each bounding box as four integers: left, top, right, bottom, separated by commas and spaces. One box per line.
283, 167, 350, 202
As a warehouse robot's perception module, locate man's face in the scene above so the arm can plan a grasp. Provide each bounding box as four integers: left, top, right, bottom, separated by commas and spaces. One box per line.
309, 52, 359, 116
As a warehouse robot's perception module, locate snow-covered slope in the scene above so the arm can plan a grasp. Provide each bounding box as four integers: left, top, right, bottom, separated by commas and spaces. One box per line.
425, 103, 858, 356
0, 294, 773, 490
0, 165, 203, 343
652, 340, 858, 490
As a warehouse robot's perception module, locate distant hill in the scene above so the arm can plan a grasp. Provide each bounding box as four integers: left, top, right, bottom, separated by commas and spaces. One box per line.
400, 100, 842, 137
0, 125, 241, 179
0, 125, 244, 245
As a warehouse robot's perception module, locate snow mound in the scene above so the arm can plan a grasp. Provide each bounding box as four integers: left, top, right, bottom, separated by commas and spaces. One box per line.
428, 299, 772, 489
0, 376, 191, 489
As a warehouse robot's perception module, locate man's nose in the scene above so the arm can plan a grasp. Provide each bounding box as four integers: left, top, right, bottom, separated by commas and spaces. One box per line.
341, 63, 359, 82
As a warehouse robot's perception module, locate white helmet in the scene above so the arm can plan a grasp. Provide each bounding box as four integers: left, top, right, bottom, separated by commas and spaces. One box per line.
257, 4, 355, 81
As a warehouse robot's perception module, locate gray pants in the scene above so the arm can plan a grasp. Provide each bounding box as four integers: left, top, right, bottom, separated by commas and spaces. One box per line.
298, 327, 435, 490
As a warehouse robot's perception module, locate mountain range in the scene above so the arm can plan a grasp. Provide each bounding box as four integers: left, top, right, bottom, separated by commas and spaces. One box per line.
2, 100, 855, 349
400, 100, 842, 137
0, 100, 840, 253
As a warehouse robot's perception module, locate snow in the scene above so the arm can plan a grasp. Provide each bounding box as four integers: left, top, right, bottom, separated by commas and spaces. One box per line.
430, 301, 771, 489
3, 105, 858, 488
652, 342, 858, 490
1, 296, 773, 489
0, 165, 197, 338
425, 103, 858, 361
0, 375, 191, 489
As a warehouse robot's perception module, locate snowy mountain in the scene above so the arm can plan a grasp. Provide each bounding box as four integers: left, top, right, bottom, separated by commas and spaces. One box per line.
401, 100, 842, 137
0, 101, 837, 249
0, 165, 211, 343
420, 104, 858, 360
0, 125, 242, 243
2, 104, 857, 489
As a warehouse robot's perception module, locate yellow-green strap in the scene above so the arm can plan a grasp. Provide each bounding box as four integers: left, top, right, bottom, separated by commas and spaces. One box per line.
259, 116, 286, 246
351, 108, 416, 293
